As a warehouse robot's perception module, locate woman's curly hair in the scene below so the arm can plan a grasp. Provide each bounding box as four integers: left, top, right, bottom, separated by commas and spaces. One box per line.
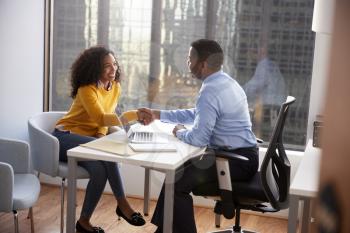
70, 46, 120, 98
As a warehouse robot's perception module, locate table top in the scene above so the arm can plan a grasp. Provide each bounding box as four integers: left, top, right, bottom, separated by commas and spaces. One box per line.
290, 140, 322, 197
67, 121, 205, 170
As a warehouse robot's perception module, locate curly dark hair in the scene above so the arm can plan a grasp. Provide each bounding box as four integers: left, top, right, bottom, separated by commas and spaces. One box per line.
70, 46, 120, 98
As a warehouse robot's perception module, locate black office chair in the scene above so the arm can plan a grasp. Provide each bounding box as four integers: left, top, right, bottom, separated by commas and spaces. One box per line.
192, 96, 296, 233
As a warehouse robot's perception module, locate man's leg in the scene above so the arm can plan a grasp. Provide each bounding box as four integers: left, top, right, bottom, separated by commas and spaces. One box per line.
151, 152, 218, 233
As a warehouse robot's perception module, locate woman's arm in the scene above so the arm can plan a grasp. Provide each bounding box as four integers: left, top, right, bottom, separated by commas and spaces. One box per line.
78, 86, 123, 126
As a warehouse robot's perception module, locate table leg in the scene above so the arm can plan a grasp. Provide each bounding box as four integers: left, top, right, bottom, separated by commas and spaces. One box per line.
301, 198, 311, 233
66, 157, 77, 233
163, 170, 175, 233
143, 168, 151, 216
288, 194, 300, 233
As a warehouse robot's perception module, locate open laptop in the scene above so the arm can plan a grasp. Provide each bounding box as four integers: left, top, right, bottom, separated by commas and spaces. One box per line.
123, 123, 169, 144
123, 123, 176, 152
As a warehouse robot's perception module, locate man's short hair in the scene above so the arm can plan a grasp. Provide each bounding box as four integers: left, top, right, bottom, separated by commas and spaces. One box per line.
190, 39, 224, 69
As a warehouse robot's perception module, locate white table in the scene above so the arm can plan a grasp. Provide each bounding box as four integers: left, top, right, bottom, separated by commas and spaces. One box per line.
288, 140, 321, 233
65, 121, 205, 233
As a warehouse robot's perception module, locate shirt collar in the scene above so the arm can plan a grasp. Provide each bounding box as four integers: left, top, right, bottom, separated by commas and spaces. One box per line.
203, 70, 223, 84
97, 80, 113, 91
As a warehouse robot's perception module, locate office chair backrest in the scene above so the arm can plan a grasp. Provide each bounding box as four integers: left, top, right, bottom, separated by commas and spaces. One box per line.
260, 96, 295, 211
28, 112, 66, 177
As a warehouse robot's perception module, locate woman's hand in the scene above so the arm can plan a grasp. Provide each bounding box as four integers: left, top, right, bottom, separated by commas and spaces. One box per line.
95, 133, 105, 138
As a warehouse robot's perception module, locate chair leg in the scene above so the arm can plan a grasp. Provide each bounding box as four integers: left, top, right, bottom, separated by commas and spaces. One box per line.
13, 210, 19, 233
143, 168, 150, 216
215, 213, 221, 228
233, 208, 241, 233
29, 207, 35, 233
27, 173, 40, 220
61, 178, 66, 233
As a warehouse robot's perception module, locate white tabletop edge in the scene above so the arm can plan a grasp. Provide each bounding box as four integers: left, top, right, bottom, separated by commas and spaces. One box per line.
289, 140, 321, 197
67, 142, 205, 171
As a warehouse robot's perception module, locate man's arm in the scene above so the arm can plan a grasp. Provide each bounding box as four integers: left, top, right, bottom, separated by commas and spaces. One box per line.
175, 92, 218, 147
138, 108, 196, 125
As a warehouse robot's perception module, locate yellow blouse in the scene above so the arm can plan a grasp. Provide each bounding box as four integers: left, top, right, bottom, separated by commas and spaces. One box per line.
56, 81, 137, 136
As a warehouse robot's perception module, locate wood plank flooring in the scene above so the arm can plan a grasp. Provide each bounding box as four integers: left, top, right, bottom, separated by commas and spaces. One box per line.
0, 184, 288, 233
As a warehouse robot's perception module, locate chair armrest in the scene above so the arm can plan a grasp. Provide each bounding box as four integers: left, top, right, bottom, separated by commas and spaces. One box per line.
0, 138, 30, 173
28, 120, 60, 177
0, 162, 14, 212
256, 138, 264, 144
215, 150, 249, 162
215, 157, 235, 219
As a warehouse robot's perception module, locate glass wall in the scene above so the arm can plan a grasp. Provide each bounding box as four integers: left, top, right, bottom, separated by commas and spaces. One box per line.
50, 0, 315, 149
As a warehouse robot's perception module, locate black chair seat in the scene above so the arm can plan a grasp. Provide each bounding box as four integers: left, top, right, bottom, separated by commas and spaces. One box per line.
232, 172, 268, 202
193, 172, 268, 203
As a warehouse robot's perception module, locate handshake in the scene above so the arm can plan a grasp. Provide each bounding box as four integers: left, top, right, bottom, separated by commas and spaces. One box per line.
136, 108, 186, 136
136, 108, 159, 125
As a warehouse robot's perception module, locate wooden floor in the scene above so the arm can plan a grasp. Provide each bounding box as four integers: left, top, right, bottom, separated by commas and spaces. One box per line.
0, 184, 288, 233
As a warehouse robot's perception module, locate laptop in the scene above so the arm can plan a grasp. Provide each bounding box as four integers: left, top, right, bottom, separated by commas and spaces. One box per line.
123, 123, 177, 152
123, 123, 169, 144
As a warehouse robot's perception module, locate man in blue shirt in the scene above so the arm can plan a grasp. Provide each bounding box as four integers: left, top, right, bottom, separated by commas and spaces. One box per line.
141, 39, 258, 233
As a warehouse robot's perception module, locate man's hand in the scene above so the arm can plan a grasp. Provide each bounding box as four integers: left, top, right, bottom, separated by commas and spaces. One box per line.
172, 124, 186, 137
137, 108, 161, 125
137, 108, 154, 125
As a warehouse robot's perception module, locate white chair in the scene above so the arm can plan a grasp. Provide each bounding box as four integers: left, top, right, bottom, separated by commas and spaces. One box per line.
28, 112, 89, 233
0, 138, 41, 233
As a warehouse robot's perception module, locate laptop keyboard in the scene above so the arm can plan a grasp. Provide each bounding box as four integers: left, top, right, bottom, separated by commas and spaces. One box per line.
129, 132, 154, 143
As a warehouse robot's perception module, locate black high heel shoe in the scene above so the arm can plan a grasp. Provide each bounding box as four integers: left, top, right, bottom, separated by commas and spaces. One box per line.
76, 221, 105, 233
116, 206, 146, 226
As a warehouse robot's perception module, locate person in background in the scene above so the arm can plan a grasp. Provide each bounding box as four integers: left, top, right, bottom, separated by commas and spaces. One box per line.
243, 44, 286, 136
139, 39, 258, 233
52, 46, 148, 233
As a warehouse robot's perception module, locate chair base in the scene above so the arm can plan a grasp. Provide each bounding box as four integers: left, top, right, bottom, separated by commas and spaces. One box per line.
210, 229, 257, 233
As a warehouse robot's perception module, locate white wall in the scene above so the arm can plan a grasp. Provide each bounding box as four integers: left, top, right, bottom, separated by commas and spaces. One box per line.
0, 0, 44, 141
306, 0, 335, 141
306, 33, 332, 140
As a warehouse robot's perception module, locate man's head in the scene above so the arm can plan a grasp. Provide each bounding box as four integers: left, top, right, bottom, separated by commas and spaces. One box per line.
187, 39, 224, 80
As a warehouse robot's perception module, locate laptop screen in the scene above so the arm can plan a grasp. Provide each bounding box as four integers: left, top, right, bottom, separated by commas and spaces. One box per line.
123, 123, 131, 135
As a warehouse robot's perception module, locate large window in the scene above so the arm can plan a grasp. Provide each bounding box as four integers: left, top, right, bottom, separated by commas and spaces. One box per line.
50, 0, 315, 150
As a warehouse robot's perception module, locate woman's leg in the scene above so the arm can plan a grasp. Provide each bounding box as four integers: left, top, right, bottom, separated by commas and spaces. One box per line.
52, 130, 107, 230
78, 161, 108, 221
102, 161, 136, 218
102, 161, 125, 197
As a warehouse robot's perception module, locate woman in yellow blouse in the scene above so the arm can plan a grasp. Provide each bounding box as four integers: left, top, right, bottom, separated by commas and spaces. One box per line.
53, 46, 146, 233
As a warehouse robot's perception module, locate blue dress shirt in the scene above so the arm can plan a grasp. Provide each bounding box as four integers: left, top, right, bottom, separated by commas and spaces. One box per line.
160, 70, 257, 149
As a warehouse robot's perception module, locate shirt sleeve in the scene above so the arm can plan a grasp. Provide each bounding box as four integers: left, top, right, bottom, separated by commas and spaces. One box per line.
160, 108, 196, 124
77, 86, 123, 126
96, 126, 109, 136
121, 110, 139, 123
175, 91, 218, 147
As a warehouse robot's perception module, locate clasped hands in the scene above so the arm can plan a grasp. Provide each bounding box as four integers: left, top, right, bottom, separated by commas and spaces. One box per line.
136, 108, 186, 136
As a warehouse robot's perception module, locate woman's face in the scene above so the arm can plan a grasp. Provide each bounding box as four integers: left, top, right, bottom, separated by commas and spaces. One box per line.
100, 53, 118, 83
